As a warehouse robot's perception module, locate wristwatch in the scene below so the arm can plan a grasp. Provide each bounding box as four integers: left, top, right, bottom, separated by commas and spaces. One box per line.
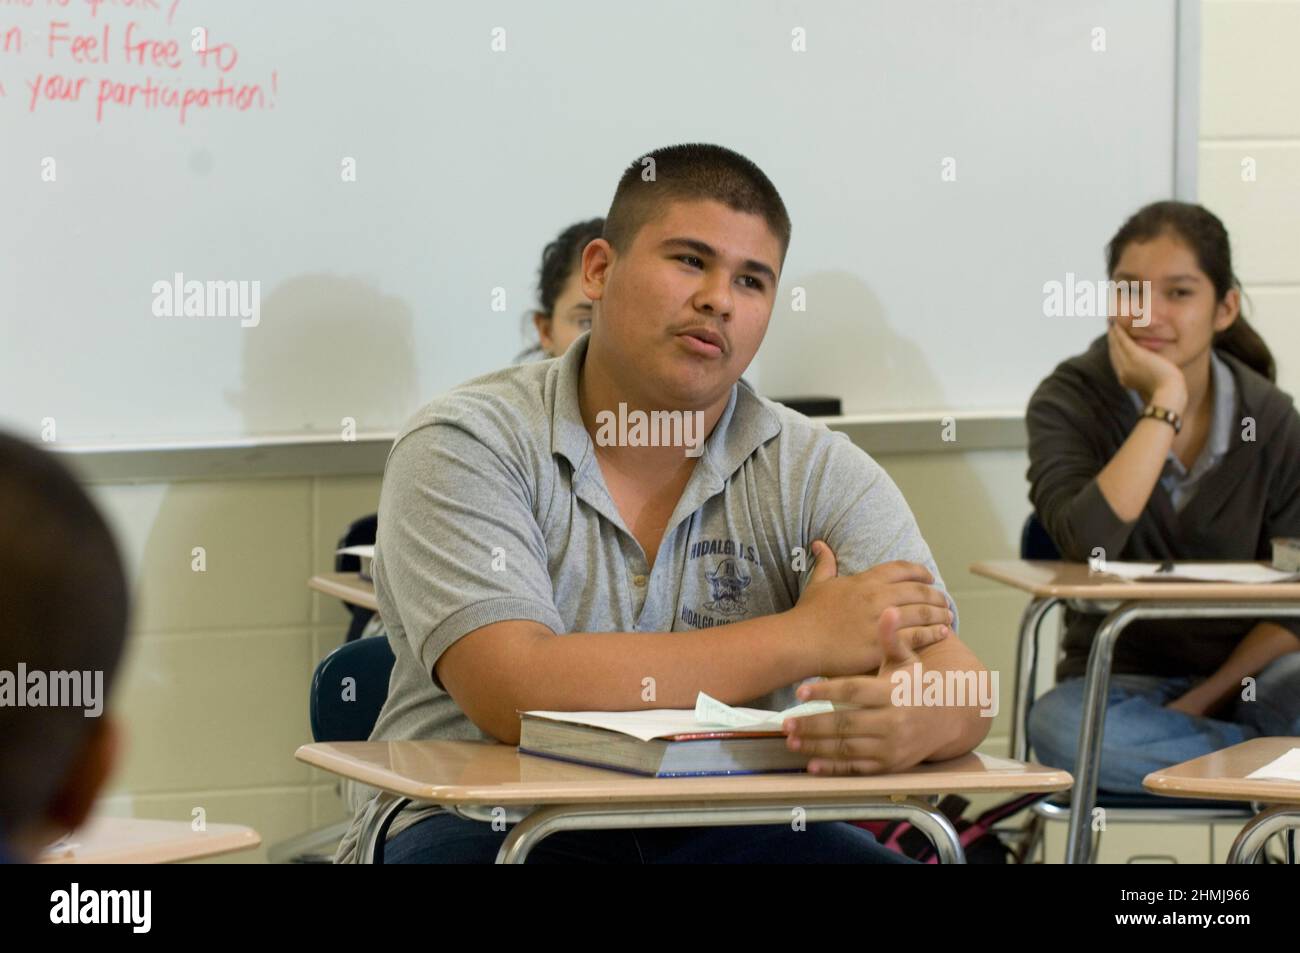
1139, 403, 1182, 434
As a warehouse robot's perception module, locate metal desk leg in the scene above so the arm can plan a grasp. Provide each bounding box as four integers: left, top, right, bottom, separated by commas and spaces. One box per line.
494, 799, 965, 864
1227, 805, 1300, 864
1011, 596, 1060, 763
359, 791, 410, 864
1065, 602, 1141, 865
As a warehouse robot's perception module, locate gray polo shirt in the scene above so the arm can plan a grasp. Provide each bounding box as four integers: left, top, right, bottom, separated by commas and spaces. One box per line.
334, 332, 954, 862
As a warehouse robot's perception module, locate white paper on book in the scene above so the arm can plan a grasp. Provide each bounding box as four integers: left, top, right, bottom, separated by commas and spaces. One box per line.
523, 692, 834, 743
1245, 747, 1300, 783
692, 691, 834, 729
1097, 561, 1300, 584
336, 544, 375, 559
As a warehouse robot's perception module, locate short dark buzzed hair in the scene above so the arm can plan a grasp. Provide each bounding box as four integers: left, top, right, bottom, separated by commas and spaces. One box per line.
0, 432, 129, 838
602, 143, 792, 266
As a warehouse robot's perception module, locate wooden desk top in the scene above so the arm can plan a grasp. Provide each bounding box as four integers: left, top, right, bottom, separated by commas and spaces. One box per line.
970, 560, 1300, 601
296, 739, 1071, 806
1143, 738, 1300, 804
39, 817, 261, 864
309, 572, 377, 611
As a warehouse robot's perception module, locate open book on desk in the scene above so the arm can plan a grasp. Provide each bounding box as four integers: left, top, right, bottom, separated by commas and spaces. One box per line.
518, 692, 833, 777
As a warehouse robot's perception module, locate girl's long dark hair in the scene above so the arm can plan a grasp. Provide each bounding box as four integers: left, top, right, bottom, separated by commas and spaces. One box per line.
1105, 201, 1275, 381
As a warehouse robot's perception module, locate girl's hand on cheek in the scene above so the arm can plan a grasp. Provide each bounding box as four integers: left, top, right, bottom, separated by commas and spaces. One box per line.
1107, 319, 1185, 407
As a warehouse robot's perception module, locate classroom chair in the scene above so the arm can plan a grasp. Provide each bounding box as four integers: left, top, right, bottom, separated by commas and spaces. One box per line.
268, 633, 396, 863
1012, 514, 1256, 862
309, 633, 396, 742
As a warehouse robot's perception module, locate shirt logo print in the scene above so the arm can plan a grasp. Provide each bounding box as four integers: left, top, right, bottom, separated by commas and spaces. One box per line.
703, 557, 751, 617
681, 538, 761, 628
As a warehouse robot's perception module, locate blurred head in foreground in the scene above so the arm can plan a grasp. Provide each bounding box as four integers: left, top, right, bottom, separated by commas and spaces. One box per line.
0, 431, 129, 862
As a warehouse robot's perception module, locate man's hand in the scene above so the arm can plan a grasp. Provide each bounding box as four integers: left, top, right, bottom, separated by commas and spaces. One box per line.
781, 605, 961, 775
792, 539, 952, 677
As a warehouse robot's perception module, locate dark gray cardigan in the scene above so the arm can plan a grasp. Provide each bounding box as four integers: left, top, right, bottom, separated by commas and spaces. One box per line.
1026, 334, 1300, 679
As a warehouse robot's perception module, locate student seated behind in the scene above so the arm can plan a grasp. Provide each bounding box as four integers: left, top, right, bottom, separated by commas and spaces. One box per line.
336, 143, 990, 864
517, 217, 606, 362
0, 432, 129, 863
1026, 201, 1300, 794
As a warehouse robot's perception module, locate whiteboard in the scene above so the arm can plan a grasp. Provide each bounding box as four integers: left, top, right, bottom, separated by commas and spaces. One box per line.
0, 0, 1181, 446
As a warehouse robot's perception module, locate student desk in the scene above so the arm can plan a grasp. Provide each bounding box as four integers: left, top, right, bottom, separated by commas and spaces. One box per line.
39, 817, 261, 864
970, 559, 1300, 865
309, 572, 377, 611
296, 739, 1071, 864
1144, 737, 1300, 863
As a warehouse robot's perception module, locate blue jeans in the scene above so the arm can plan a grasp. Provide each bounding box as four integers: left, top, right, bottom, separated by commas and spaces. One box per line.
384, 812, 914, 864
1029, 653, 1300, 794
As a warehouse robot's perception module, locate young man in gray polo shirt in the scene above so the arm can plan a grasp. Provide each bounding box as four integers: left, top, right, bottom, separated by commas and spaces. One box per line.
335, 143, 990, 864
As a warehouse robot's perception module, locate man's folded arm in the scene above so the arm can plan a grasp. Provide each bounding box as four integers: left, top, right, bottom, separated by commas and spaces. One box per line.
911, 636, 993, 761
436, 615, 811, 746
